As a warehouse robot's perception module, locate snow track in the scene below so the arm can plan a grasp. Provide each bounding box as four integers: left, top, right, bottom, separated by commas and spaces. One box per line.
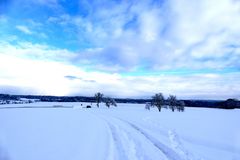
140, 117, 196, 160
168, 130, 195, 160
99, 116, 150, 160
106, 121, 141, 160
1, 103, 239, 160
97, 113, 185, 160
123, 119, 184, 160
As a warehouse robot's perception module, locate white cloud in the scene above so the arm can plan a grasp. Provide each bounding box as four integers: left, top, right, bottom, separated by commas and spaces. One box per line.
51, 0, 240, 71
0, 41, 76, 62
4, 0, 240, 72
0, 41, 239, 99
16, 25, 32, 35
1, 0, 240, 99
139, 9, 163, 42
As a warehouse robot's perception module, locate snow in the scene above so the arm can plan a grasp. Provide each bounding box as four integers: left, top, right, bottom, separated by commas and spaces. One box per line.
0, 102, 240, 160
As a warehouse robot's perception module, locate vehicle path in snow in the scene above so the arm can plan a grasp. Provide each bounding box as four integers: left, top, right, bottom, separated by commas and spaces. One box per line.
139, 117, 198, 160
118, 117, 185, 160
92, 111, 188, 160
99, 115, 169, 160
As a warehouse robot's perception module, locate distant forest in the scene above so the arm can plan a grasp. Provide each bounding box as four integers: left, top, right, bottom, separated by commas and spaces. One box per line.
0, 94, 239, 109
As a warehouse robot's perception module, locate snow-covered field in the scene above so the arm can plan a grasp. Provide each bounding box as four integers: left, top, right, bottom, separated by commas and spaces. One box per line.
0, 102, 240, 160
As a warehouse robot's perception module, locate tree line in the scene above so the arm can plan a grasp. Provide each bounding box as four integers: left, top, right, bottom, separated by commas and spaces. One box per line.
94, 92, 117, 108
94, 92, 184, 112
150, 93, 185, 112
1, 94, 238, 109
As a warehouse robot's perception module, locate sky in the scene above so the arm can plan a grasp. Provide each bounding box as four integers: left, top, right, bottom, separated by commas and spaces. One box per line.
0, 0, 240, 99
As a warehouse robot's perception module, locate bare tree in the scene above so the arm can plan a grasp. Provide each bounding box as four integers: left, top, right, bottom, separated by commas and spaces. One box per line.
145, 102, 151, 110
94, 92, 104, 107
104, 97, 117, 108
177, 100, 185, 112
152, 93, 165, 112
168, 95, 177, 112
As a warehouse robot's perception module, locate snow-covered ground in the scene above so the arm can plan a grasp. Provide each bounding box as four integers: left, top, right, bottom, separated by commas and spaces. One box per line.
0, 102, 240, 160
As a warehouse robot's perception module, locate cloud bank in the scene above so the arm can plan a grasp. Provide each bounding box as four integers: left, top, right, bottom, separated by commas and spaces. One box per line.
0, 0, 240, 99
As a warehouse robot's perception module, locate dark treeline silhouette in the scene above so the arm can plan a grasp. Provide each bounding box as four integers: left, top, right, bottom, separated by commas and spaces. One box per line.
0, 94, 239, 109
217, 99, 240, 109
0, 94, 19, 100
183, 99, 240, 109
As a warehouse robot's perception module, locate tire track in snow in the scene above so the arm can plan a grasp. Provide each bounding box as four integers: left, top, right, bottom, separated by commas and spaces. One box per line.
107, 121, 128, 160
99, 115, 169, 160
96, 111, 184, 160
142, 117, 196, 160
117, 118, 185, 160
168, 130, 196, 160
100, 116, 143, 160
84, 112, 121, 160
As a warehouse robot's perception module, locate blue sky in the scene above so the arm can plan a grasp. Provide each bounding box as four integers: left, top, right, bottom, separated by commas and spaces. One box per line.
0, 0, 240, 99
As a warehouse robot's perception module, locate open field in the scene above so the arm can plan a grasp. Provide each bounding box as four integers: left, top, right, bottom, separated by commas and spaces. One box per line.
0, 102, 240, 160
